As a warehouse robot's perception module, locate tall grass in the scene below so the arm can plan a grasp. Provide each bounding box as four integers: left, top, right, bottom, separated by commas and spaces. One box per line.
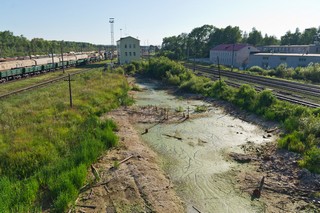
0, 68, 131, 211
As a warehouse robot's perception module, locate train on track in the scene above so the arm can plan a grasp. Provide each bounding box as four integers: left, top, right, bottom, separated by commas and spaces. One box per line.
0, 52, 103, 83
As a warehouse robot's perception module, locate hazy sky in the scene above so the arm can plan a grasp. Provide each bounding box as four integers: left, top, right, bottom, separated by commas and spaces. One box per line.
1, 0, 320, 46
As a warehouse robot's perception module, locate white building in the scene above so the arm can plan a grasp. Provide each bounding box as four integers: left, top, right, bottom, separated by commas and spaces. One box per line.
210, 44, 259, 69
248, 53, 320, 69
258, 44, 320, 54
117, 36, 140, 64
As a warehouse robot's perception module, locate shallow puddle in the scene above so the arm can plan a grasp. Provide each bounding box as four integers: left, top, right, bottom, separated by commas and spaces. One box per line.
134, 80, 272, 213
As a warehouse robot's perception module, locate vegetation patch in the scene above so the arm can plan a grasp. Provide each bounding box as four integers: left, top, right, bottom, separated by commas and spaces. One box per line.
0, 67, 132, 211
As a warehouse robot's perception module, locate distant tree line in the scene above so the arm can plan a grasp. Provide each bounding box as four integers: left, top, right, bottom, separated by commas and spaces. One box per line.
160, 25, 320, 60
0, 31, 107, 58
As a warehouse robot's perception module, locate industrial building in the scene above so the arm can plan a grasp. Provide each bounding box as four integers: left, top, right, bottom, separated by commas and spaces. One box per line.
248, 53, 320, 68
117, 36, 140, 64
258, 44, 320, 54
210, 44, 259, 69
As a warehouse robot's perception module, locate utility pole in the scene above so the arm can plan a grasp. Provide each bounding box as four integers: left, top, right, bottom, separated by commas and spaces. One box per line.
60, 40, 65, 74
231, 44, 235, 72
217, 56, 222, 92
64, 74, 74, 108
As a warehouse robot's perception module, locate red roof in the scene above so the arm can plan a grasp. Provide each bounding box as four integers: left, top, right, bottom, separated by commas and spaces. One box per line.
211, 44, 251, 51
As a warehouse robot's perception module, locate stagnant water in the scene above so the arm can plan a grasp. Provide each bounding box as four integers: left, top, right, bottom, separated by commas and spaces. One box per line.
134, 81, 273, 213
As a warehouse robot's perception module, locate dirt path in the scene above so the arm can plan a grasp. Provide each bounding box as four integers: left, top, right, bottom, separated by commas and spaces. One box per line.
74, 108, 185, 213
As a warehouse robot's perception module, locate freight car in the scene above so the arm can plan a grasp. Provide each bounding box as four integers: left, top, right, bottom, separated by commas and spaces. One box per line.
0, 53, 102, 83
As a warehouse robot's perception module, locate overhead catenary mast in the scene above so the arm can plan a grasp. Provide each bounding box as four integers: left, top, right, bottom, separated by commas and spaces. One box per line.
109, 18, 114, 61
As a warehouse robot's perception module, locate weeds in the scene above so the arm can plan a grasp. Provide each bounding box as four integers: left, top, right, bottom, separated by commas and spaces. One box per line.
0, 69, 129, 211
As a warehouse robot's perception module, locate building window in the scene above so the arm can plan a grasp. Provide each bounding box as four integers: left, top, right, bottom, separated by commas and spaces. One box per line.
299, 58, 306, 62
280, 57, 287, 61
129, 44, 132, 48
262, 57, 269, 60
125, 44, 127, 48
133, 44, 136, 48
133, 52, 136, 56
129, 52, 132, 56
125, 52, 127, 56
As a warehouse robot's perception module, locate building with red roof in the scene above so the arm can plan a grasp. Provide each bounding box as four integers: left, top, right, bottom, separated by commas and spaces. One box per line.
210, 44, 259, 69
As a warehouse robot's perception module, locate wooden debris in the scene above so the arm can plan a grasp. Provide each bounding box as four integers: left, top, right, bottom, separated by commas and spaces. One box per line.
91, 165, 100, 180
92, 177, 115, 187
119, 155, 134, 165
163, 134, 182, 140
192, 205, 202, 213
266, 127, 278, 133
75, 204, 96, 209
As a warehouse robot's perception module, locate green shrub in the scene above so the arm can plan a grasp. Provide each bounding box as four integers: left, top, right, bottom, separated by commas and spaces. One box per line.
299, 146, 320, 173
248, 66, 265, 74
283, 117, 300, 133
278, 131, 305, 153
255, 90, 276, 114
233, 84, 257, 111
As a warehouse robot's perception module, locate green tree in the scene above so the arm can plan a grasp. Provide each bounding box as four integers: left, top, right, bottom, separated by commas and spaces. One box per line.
281, 28, 301, 45
247, 28, 263, 46
188, 24, 214, 58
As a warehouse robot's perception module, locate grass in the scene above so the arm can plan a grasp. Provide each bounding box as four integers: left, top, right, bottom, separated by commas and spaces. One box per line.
0, 66, 131, 212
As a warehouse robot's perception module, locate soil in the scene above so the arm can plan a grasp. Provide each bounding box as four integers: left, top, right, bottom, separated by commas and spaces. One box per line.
232, 140, 320, 212
73, 107, 185, 213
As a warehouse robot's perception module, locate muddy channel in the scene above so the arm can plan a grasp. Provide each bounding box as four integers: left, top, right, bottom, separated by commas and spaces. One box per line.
132, 80, 276, 213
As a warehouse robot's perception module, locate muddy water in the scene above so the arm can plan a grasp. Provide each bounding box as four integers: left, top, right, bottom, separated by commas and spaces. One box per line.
134, 81, 272, 213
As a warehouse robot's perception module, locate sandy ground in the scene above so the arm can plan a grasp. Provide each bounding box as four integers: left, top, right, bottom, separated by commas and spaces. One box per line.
73, 107, 185, 213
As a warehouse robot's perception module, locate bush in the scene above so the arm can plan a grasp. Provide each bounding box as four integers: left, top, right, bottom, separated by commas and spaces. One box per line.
255, 90, 276, 114
248, 66, 266, 74
299, 146, 320, 173
278, 131, 305, 153
233, 84, 257, 111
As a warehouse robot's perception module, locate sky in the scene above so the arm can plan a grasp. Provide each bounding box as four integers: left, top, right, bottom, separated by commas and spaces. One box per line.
1, 0, 320, 46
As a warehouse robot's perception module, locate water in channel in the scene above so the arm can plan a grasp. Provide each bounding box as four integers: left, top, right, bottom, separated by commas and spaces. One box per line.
134, 80, 271, 213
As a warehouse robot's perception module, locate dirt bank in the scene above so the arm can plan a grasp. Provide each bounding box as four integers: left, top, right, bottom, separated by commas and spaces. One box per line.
73, 108, 185, 213
232, 141, 320, 212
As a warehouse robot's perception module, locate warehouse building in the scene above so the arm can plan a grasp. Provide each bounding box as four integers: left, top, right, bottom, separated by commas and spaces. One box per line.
117, 36, 140, 64
210, 44, 259, 69
248, 53, 320, 69
258, 44, 320, 54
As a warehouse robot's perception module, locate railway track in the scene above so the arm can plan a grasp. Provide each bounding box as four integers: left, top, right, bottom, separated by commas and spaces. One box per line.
184, 63, 320, 108
0, 68, 93, 99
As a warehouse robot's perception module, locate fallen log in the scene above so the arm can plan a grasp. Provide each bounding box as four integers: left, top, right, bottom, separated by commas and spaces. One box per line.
192, 205, 202, 213
119, 155, 134, 165
163, 134, 182, 140
266, 127, 278, 133
75, 204, 96, 209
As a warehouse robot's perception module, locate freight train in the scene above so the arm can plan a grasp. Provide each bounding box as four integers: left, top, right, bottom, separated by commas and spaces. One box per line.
0, 52, 103, 83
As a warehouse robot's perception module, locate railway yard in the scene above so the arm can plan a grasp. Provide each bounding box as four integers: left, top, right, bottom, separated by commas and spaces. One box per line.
3, 60, 320, 109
